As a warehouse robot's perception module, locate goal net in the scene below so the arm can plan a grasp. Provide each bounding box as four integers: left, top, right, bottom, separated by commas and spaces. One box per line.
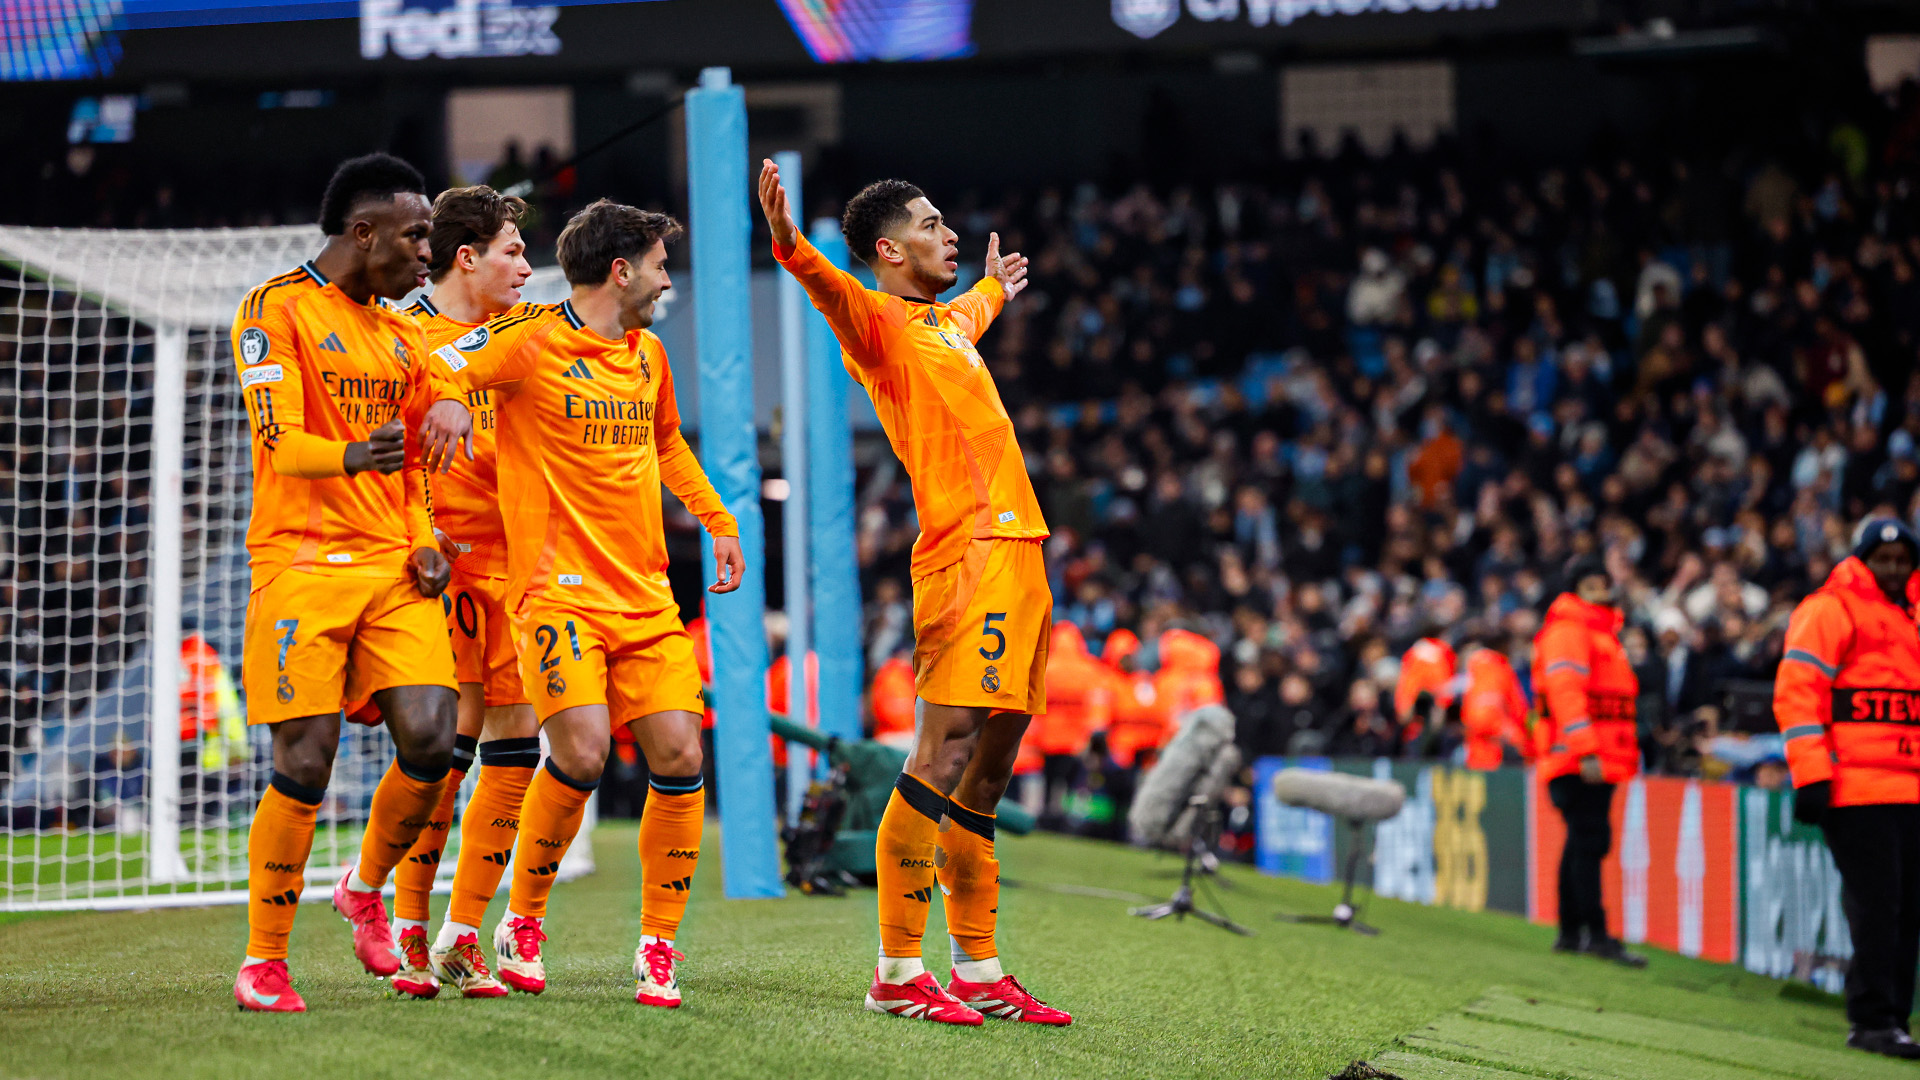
0, 225, 587, 911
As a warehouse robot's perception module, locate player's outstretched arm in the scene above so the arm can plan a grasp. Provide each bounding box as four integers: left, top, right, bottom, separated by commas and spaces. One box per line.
759, 158, 886, 362
948, 231, 1027, 341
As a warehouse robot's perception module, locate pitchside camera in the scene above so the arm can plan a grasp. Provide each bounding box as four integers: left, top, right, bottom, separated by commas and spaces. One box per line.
1271, 768, 1407, 935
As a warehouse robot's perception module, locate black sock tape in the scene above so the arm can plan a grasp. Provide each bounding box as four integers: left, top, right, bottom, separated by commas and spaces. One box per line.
479, 736, 542, 769
894, 773, 949, 824
451, 733, 478, 772
944, 798, 996, 841
396, 752, 452, 784
270, 771, 326, 806
648, 772, 705, 795
543, 757, 601, 793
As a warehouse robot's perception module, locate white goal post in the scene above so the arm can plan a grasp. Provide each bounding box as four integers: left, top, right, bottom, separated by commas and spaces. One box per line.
0, 225, 586, 911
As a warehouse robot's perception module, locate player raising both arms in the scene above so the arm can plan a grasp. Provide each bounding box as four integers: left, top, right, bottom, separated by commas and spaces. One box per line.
759, 159, 1071, 1027
231, 154, 473, 1013
387, 185, 538, 999
435, 200, 745, 1007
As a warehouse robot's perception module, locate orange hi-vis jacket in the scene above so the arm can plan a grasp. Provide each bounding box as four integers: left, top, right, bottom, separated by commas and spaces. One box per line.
1775, 556, 1920, 807
436, 300, 737, 616
407, 296, 524, 576
773, 234, 1047, 581
868, 654, 918, 744
1394, 636, 1458, 744
1102, 629, 1169, 767
1153, 628, 1225, 725
232, 262, 459, 591
1034, 622, 1114, 757
1460, 646, 1531, 771
1531, 593, 1640, 783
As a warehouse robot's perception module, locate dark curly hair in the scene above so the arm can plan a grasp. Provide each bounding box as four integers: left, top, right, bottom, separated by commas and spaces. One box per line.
427, 186, 528, 282
318, 153, 426, 237
556, 199, 683, 286
841, 179, 925, 268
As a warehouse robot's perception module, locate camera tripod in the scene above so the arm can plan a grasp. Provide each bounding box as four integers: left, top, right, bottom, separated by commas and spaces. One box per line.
1129, 796, 1252, 936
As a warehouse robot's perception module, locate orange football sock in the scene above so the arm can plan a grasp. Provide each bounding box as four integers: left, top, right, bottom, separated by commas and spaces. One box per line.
935, 796, 999, 965
355, 756, 450, 892
393, 743, 470, 922
446, 737, 540, 928
875, 773, 947, 958
505, 760, 596, 920
637, 774, 705, 940
246, 774, 322, 961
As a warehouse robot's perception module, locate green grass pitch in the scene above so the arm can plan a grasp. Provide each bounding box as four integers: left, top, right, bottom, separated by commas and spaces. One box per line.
0, 824, 1901, 1080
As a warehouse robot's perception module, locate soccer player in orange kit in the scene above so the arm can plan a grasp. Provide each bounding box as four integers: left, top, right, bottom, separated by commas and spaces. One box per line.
435, 200, 744, 1008
760, 158, 1071, 1027
230, 153, 474, 1013
386, 185, 539, 999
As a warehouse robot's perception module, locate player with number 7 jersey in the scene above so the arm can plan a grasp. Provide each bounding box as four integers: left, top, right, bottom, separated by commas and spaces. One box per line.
433, 200, 744, 1007
761, 161, 1069, 1027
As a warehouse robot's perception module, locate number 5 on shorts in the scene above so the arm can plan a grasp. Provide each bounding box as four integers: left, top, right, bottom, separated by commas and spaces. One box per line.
978, 612, 1007, 660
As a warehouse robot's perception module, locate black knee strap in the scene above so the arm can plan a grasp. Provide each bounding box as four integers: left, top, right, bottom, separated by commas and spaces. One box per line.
270, 771, 326, 806
544, 758, 600, 793
479, 737, 542, 769
396, 752, 451, 784
648, 772, 704, 796
451, 734, 478, 773
895, 773, 949, 824
945, 798, 996, 841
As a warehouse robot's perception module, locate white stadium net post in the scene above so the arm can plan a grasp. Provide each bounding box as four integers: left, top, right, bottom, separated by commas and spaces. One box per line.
0, 226, 587, 911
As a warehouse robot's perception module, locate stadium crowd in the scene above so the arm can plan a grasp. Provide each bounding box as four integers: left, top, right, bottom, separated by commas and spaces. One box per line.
849, 96, 1920, 837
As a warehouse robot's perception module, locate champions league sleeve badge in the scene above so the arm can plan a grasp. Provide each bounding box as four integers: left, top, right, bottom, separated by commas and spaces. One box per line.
239, 326, 271, 365
454, 325, 490, 351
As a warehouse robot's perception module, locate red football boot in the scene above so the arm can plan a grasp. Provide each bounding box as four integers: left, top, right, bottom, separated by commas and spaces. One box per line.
946, 971, 1073, 1026
863, 969, 983, 1026
234, 960, 306, 1013
331, 867, 402, 978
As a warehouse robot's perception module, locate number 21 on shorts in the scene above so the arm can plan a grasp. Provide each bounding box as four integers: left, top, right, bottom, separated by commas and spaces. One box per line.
534, 621, 583, 698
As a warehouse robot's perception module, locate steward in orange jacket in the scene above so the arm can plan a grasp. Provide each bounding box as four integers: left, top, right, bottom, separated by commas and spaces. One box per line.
1035, 623, 1113, 758
1460, 643, 1530, 771
1101, 629, 1167, 769
1531, 556, 1645, 967
1153, 628, 1224, 724
1774, 518, 1920, 1057
1395, 633, 1457, 747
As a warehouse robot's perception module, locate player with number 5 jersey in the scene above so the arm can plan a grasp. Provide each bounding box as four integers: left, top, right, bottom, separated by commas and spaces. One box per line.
760, 160, 1069, 1027
435, 200, 744, 1008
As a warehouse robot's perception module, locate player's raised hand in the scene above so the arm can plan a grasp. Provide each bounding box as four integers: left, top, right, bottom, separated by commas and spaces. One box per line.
758, 158, 799, 251
352, 418, 407, 475
420, 398, 475, 473
985, 232, 1029, 302
407, 545, 452, 599
710, 535, 746, 594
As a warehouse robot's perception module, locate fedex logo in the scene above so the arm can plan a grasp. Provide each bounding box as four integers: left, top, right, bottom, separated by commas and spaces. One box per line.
360, 0, 559, 60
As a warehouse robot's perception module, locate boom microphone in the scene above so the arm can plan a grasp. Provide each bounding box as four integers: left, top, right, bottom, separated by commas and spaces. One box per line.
1271, 769, 1406, 822
1128, 704, 1237, 849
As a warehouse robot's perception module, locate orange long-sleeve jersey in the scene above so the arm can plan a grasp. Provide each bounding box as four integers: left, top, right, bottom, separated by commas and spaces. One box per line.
436, 300, 737, 615
773, 234, 1047, 580
1531, 593, 1640, 783
1775, 556, 1920, 806
1460, 647, 1530, 771
407, 296, 526, 576
232, 261, 457, 591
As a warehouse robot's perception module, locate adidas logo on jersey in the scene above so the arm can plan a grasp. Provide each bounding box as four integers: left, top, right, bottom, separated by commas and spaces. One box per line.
318, 332, 347, 353
562, 358, 594, 379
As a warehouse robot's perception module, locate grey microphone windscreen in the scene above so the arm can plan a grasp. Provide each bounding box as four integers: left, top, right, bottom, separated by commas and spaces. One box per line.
1271, 768, 1406, 822
1163, 743, 1244, 851
1128, 704, 1236, 848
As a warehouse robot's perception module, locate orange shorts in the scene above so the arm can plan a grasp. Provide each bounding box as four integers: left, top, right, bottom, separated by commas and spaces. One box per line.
444, 569, 528, 708
515, 603, 705, 726
912, 538, 1051, 715
243, 569, 457, 725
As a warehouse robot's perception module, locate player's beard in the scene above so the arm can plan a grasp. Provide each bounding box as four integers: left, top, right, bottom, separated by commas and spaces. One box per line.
911, 252, 958, 297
